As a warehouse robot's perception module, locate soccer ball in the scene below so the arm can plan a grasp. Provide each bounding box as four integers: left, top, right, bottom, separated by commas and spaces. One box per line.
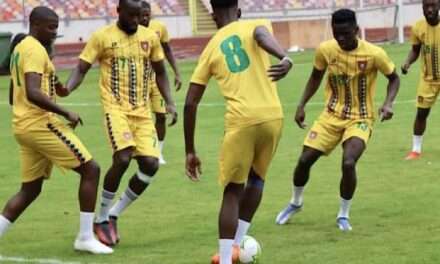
239, 235, 262, 263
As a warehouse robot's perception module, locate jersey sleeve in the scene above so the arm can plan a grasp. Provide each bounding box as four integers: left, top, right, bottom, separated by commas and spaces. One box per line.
22, 47, 46, 74
314, 44, 328, 71
190, 46, 212, 85
79, 32, 102, 64
150, 34, 165, 62
375, 47, 395, 76
410, 22, 421, 45
160, 24, 170, 43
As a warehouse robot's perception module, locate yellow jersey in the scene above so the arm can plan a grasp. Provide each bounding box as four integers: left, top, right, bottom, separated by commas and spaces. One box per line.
411, 19, 440, 82
148, 19, 170, 43
314, 39, 395, 120
190, 19, 283, 130
79, 24, 164, 116
147, 19, 169, 86
10, 36, 56, 132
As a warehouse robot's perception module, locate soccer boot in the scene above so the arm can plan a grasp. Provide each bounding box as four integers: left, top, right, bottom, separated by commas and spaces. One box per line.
210, 244, 240, 264
337, 217, 352, 232
109, 215, 120, 244
93, 221, 115, 246
405, 151, 421, 160
275, 203, 302, 225
74, 237, 113, 254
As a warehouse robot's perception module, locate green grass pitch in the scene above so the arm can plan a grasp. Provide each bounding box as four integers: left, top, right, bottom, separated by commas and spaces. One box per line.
0, 43, 440, 263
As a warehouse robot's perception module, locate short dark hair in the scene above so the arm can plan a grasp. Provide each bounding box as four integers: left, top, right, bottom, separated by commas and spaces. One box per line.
119, 0, 140, 8
140, 0, 150, 8
331, 9, 357, 26
29, 6, 58, 25
210, 0, 238, 9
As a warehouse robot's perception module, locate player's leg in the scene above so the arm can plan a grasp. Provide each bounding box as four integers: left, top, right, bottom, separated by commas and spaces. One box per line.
213, 126, 254, 264
106, 116, 160, 244
407, 107, 431, 159
0, 177, 44, 238
406, 81, 437, 160
276, 114, 342, 225
107, 155, 159, 243
337, 137, 366, 231
73, 160, 113, 254
155, 112, 167, 164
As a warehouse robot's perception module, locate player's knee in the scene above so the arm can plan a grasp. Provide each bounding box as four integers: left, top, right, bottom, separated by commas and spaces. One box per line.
85, 160, 101, 179
138, 157, 159, 176
113, 152, 132, 169
247, 174, 265, 190
416, 108, 430, 120
156, 113, 166, 124
342, 158, 356, 172
297, 155, 314, 169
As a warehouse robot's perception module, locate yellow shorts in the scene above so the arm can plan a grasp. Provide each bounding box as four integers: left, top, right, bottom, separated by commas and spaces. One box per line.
304, 111, 373, 155
104, 111, 160, 158
219, 119, 283, 186
149, 83, 166, 114
416, 79, 440, 108
14, 119, 92, 183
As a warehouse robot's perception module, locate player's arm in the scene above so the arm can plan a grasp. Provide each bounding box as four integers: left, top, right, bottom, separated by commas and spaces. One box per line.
379, 70, 400, 122
9, 80, 13, 105
151, 60, 177, 126
295, 68, 326, 129
25, 72, 82, 128
64, 60, 92, 96
401, 44, 421, 75
254, 26, 292, 81
184, 83, 205, 181
161, 42, 182, 91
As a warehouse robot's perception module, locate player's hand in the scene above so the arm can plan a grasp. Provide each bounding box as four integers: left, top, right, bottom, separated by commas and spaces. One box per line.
268, 58, 293, 82
185, 152, 202, 181
64, 111, 83, 129
55, 82, 70, 97
401, 63, 410, 75
166, 103, 178, 126
379, 104, 394, 122
175, 74, 183, 92
295, 106, 307, 129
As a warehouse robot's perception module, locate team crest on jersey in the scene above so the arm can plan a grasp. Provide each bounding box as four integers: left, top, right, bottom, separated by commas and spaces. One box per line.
329, 58, 337, 65
156, 31, 161, 37
358, 61, 368, 72
123, 132, 133, 141
141, 41, 149, 51
111, 42, 118, 48
309, 131, 318, 140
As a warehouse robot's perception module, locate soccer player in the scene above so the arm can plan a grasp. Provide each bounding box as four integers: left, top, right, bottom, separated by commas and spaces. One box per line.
0, 6, 112, 254
276, 9, 400, 231
403, 0, 440, 160
140, 0, 182, 164
63, 0, 177, 246
184, 0, 292, 263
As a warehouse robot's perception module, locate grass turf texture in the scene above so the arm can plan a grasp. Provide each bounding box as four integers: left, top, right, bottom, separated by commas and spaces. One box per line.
0, 43, 439, 264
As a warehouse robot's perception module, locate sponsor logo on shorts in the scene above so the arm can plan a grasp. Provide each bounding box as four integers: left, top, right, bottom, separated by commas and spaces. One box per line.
418, 96, 424, 103
330, 58, 337, 65
357, 122, 369, 131
123, 132, 133, 140
309, 131, 318, 140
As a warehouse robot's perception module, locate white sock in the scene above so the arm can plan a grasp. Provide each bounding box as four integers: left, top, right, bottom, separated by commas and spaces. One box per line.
96, 190, 115, 223
108, 187, 139, 218
78, 212, 95, 241
412, 135, 423, 153
0, 215, 11, 238
233, 219, 250, 246
219, 239, 234, 264
159, 141, 164, 156
290, 186, 304, 206
337, 198, 352, 219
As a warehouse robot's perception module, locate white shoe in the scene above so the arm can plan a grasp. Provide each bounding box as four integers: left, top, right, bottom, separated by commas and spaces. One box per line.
74, 237, 114, 254
159, 155, 166, 165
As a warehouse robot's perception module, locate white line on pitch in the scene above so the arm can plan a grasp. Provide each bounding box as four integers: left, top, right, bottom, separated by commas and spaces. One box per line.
0, 255, 86, 264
